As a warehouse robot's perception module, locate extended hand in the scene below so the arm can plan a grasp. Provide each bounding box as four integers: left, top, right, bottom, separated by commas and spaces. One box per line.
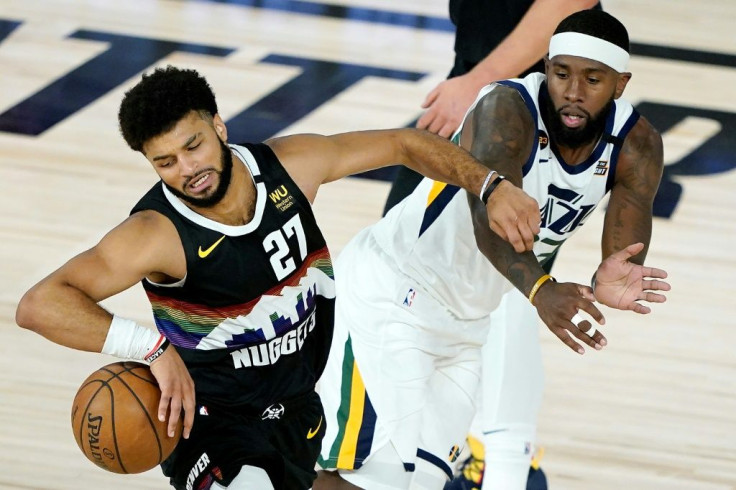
486, 180, 540, 252
416, 74, 483, 138
150, 347, 196, 440
594, 243, 670, 314
533, 281, 607, 354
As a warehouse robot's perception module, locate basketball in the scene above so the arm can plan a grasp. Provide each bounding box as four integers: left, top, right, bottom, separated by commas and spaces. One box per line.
70, 361, 182, 474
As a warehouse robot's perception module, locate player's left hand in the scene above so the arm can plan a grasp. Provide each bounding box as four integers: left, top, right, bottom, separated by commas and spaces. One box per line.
593, 242, 671, 314
486, 179, 540, 253
533, 281, 607, 354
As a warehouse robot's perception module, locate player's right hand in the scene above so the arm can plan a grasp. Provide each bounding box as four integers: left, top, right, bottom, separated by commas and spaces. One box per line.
416, 74, 483, 138
149, 347, 196, 440
486, 179, 540, 253
533, 281, 607, 354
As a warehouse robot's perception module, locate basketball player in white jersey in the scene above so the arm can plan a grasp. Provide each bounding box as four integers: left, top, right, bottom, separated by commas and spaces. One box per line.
315, 10, 670, 490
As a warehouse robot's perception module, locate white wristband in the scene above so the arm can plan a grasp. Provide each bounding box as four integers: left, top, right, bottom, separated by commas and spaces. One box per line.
102, 315, 166, 363
479, 170, 497, 200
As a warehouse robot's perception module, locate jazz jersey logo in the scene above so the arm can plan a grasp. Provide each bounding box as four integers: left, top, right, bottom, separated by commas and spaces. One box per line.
269, 184, 295, 212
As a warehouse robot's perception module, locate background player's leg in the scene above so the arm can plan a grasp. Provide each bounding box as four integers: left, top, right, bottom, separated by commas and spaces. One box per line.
480, 289, 545, 490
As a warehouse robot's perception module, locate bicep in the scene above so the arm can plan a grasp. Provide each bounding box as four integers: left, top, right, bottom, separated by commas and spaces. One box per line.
267, 131, 404, 202
52, 212, 185, 301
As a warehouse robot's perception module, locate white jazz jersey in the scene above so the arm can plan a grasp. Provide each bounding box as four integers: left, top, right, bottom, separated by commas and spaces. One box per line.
372, 72, 640, 320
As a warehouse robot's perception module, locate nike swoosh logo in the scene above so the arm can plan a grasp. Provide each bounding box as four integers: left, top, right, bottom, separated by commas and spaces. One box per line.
198, 235, 226, 258
483, 428, 509, 435
306, 416, 323, 440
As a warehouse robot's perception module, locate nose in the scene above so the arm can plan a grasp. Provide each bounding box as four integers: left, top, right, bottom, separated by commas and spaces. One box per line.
564, 77, 584, 103
178, 154, 198, 177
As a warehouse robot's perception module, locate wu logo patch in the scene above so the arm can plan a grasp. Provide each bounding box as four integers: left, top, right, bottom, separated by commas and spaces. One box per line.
269, 184, 295, 211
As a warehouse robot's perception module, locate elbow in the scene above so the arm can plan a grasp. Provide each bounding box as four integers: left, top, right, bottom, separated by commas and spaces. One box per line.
16, 287, 44, 334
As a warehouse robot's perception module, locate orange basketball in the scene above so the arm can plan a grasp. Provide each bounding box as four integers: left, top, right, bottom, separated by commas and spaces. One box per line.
70, 361, 182, 474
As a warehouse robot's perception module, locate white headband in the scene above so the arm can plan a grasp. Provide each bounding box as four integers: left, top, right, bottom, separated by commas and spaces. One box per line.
548, 32, 629, 72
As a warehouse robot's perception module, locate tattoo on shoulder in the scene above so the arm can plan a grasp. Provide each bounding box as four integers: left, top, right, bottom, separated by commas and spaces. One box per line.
469, 86, 536, 184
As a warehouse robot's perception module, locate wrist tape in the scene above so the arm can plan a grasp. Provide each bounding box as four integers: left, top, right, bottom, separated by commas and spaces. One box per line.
101, 315, 169, 364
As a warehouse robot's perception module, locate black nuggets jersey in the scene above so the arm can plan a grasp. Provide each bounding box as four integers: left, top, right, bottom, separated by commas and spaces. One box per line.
131, 143, 335, 410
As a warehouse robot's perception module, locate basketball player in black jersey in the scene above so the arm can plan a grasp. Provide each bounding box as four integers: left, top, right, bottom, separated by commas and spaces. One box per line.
16, 66, 540, 489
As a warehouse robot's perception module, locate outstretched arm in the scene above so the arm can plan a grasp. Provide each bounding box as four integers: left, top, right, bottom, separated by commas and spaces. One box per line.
595, 116, 670, 312
462, 85, 605, 354
417, 0, 599, 137
268, 128, 540, 252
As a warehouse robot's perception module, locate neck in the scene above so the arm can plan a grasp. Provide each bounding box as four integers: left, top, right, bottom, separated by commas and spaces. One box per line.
555, 134, 602, 165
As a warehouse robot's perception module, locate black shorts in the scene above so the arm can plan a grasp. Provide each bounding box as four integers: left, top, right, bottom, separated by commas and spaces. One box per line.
161, 391, 326, 490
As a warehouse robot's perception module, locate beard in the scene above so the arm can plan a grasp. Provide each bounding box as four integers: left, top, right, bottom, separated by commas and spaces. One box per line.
542, 88, 613, 149
165, 138, 233, 208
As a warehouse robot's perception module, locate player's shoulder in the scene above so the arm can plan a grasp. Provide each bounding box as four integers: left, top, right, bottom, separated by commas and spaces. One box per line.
622, 113, 663, 162
475, 83, 529, 115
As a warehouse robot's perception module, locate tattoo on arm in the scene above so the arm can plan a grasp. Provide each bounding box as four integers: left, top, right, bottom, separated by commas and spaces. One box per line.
603, 117, 664, 263
462, 86, 544, 295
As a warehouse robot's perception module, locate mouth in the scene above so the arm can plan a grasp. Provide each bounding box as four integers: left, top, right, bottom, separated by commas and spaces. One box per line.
558, 106, 588, 128
188, 171, 213, 193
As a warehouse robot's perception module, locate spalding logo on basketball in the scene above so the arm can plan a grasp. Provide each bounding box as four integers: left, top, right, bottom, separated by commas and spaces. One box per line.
70, 361, 183, 474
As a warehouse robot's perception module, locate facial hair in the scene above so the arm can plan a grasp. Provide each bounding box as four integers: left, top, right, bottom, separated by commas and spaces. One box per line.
165, 138, 233, 208
543, 89, 613, 149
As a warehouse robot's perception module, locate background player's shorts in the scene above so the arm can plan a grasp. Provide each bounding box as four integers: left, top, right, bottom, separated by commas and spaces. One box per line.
317, 228, 490, 481
162, 390, 325, 490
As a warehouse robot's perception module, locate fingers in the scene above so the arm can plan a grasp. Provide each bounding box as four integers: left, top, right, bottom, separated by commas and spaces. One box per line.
420, 86, 440, 109
643, 279, 671, 292
497, 221, 525, 253
578, 299, 605, 326
576, 284, 596, 302
182, 389, 195, 439
167, 396, 183, 438
438, 123, 456, 139
415, 112, 430, 130
553, 328, 585, 355
643, 267, 668, 279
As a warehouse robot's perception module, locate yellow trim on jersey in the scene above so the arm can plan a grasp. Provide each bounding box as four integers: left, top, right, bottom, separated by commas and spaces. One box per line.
336, 361, 366, 469
426, 181, 447, 207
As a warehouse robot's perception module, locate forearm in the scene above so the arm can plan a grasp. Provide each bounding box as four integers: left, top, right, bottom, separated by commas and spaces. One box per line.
468, 0, 599, 82
400, 128, 490, 198
16, 279, 112, 351
469, 195, 545, 296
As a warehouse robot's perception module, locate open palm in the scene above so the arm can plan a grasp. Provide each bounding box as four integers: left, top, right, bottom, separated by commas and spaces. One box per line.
593, 243, 671, 314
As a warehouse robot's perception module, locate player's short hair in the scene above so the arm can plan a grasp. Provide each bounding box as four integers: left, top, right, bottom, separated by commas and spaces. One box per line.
554, 10, 629, 53
118, 65, 218, 152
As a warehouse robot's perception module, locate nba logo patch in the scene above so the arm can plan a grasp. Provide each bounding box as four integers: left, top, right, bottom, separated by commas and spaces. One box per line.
403, 288, 416, 307
199, 405, 209, 416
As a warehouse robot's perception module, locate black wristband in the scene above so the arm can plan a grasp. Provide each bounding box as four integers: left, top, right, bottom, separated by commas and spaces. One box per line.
481, 175, 505, 204
144, 337, 170, 364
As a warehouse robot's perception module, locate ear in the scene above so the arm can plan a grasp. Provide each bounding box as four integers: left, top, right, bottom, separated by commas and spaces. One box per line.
213, 114, 228, 141
613, 72, 631, 99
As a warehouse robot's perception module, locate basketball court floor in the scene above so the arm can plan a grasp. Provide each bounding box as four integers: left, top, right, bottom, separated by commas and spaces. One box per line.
1, 0, 734, 488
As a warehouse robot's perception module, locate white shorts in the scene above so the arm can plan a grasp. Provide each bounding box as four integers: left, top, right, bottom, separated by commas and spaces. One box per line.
317, 228, 491, 481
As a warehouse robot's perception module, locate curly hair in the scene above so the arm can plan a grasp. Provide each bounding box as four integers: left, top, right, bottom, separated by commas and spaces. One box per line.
118, 66, 219, 152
